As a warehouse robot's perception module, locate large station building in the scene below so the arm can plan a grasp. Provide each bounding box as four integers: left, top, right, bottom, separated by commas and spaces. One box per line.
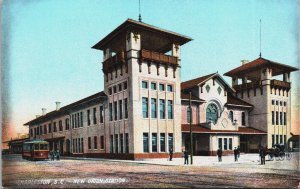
24, 19, 298, 159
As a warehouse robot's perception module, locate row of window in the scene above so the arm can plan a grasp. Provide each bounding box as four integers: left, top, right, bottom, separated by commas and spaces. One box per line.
142, 81, 173, 92
271, 111, 287, 125
30, 106, 105, 137
108, 134, 129, 153
271, 100, 287, 106
218, 138, 233, 150
108, 81, 128, 95
87, 136, 105, 150
142, 98, 173, 119
72, 138, 84, 153
228, 111, 246, 126
271, 88, 288, 96
143, 133, 173, 153
109, 98, 128, 121
271, 135, 286, 146
105, 65, 128, 82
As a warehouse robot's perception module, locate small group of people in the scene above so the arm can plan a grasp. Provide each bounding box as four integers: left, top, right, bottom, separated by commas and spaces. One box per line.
217, 146, 240, 162
169, 147, 190, 165
49, 150, 60, 161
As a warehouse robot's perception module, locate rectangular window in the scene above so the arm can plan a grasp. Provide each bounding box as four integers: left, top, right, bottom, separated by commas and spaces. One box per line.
280, 112, 282, 125
87, 109, 91, 126
151, 98, 157, 118
34, 128, 37, 137
241, 112, 246, 126
160, 133, 165, 152
272, 135, 274, 146
284, 135, 286, 145
109, 103, 113, 121
119, 100, 123, 120
110, 135, 113, 153
168, 100, 173, 119
88, 137, 91, 149
120, 134, 124, 153
115, 134, 119, 153
142, 81, 148, 89
113, 86, 117, 93
229, 138, 232, 150
187, 107, 192, 123
109, 87, 112, 95
272, 111, 274, 125
151, 82, 156, 90
93, 108, 97, 124
272, 100, 275, 105
77, 113, 80, 128
280, 101, 282, 106
142, 97, 148, 118
167, 85, 173, 92
118, 83, 122, 92
44, 125, 47, 134
71, 115, 74, 128
124, 98, 128, 119
224, 138, 228, 150
284, 102, 286, 106
276, 135, 279, 144
114, 101, 118, 120
100, 106, 104, 123
53, 122, 57, 132
80, 112, 83, 127
81, 138, 84, 153
75, 114, 78, 128
218, 138, 222, 150
125, 133, 129, 153
100, 136, 104, 149
48, 123, 52, 133
152, 133, 157, 152
123, 81, 127, 90
75, 138, 78, 153
39, 126, 42, 135
59, 120, 63, 131
65, 118, 69, 130
143, 133, 149, 153
94, 136, 97, 149
280, 135, 283, 144
159, 99, 165, 119
276, 111, 279, 125
276, 100, 278, 105
78, 138, 81, 153
159, 83, 165, 91
284, 112, 286, 125
168, 133, 173, 151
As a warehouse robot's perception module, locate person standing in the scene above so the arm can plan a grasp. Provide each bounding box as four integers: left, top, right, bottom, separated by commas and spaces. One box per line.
237, 145, 240, 158
51, 150, 55, 161
217, 148, 222, 162
184, 150, 189, 165
234, 147, 238, 162
260, 147, 266, 165
56, 150, 60, 161
169, 148, 173, 161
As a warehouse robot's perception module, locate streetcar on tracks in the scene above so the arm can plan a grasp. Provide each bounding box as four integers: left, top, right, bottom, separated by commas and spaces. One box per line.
22, 139, 49, 160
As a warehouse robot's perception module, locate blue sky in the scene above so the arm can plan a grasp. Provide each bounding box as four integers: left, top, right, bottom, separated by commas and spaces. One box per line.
2, 0, 299, 139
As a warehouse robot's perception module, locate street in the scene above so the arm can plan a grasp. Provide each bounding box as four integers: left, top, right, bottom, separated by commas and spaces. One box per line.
2, 154, 300, 188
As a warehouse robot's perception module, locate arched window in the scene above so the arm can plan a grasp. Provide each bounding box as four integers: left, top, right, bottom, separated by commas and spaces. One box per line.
206, 104, 218, 124
242, 112, 246, 126
229, 111, 233, 122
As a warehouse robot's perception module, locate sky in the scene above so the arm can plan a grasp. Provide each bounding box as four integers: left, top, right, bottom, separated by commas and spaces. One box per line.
1, 0, 299, 142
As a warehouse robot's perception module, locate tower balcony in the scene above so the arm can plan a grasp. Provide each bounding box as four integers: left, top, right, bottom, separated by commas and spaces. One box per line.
140, 49, 178, 66
102, 51, 126, 74
233, 79, 291, 91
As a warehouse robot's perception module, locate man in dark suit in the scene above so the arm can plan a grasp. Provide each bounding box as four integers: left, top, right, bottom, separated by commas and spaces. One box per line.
184, 151, 189, 165
217, 148, 222, 162
234, 147, 238, 161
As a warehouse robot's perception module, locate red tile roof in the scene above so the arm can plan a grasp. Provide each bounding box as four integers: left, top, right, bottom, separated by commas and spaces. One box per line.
226, 93, 253, 108
224, 57, 298, 77
181, 73, 216, 90
182, 124, 266, 134
24, 91, 107, 126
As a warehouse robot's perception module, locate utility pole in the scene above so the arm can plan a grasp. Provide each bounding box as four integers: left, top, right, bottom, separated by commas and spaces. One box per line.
189, 92, 193, 165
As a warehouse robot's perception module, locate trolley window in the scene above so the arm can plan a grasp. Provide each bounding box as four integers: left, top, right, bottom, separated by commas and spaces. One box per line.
34, 144, 39, 150
40, 144, 48, 150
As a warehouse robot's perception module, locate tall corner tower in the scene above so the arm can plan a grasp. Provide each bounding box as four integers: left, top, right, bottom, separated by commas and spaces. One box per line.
224, 57, 298, 148
92, 19, 191, 159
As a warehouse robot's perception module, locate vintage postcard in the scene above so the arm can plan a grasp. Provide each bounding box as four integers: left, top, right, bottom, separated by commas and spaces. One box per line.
1, 0, 299, 188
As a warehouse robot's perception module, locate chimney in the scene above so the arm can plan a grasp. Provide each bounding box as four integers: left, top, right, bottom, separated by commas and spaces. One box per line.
241, 59, 249, 65
42, 108, 47, 116
55, 101, 61, 111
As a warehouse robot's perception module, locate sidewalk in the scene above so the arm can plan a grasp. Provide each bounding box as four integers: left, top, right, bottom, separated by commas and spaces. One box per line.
61, 153, 263, 166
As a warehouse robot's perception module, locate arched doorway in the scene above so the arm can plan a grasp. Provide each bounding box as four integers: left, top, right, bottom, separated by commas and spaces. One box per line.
206, 103, 218, 124
66, 139, 71, 156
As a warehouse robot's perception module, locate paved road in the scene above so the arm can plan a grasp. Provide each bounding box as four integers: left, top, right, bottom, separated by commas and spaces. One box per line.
2, 154, 300, 188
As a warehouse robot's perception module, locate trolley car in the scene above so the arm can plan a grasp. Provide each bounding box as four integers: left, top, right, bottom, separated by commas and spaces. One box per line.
22, 139, 49, 160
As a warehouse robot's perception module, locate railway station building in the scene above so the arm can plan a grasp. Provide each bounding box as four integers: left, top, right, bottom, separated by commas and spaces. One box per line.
24, 19, 298, 159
